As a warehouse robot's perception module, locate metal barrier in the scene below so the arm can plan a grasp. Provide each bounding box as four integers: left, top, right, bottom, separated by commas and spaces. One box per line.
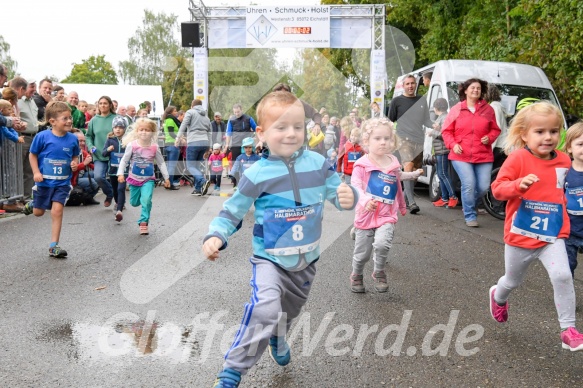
0, 141, 24, 204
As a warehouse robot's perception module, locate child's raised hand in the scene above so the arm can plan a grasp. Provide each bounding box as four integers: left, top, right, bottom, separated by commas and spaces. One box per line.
33, 172, 43, 182
519, 174, 539, 190
17, 136, 24, 143
365, 199, 378, 212
118, 175, 125, 183
337, 182, 355, 209
203, 237, 223, 261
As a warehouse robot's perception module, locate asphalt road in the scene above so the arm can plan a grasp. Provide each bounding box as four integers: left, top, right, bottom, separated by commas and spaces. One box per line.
1, 183, 582, 387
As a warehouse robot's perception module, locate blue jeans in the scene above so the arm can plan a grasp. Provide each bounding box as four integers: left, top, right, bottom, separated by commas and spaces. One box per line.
186, 144, 209, 190
77, 172, 99, 198
93, 160, 114, 198
436, 155, 456, 201
451, 161, 492, 222
565, 234, 583, 277
165, 145, 180, 185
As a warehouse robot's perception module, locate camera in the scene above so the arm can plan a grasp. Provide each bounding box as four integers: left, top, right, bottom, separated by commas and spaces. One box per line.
422, 154, 436, 166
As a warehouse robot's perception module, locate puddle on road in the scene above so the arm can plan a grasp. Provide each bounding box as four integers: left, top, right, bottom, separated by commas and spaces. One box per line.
38, 318, 200, 364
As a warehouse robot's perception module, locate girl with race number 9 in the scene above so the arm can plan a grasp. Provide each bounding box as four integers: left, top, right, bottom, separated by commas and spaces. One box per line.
349, 118, 422, 293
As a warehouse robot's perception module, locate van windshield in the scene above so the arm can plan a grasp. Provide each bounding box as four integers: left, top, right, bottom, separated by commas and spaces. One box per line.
446, 82, 560, 120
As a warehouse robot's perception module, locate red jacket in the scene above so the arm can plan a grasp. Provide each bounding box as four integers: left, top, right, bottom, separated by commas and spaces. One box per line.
71, 148, 94, 186
491, 148, 570, 249
441, 99, 500, 163
337, 141, 364, 175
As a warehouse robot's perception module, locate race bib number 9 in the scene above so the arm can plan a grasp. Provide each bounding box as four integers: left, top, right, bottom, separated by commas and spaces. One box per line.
566, 186, 583, 215
366, 171, 398, 204
263, 204, 323, 256
42, 159, 71, 180
132, 162, 154, 178
510, 199, 563, 242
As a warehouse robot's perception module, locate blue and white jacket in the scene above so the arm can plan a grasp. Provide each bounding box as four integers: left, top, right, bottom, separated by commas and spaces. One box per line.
205, 149, 357, 271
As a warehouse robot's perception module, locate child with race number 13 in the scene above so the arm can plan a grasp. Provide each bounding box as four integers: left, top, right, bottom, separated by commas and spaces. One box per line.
490, 101, 583, 351
349, 118, 422, 293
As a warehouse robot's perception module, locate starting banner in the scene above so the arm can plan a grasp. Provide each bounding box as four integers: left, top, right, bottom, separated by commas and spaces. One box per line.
245, 6, 330, 48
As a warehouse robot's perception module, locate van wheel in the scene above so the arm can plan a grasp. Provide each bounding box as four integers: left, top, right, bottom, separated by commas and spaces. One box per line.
482, 168, 506, 220
429, 168, 441, 202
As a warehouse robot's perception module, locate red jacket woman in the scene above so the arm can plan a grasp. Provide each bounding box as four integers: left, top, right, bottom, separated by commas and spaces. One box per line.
442, 99, 500, 163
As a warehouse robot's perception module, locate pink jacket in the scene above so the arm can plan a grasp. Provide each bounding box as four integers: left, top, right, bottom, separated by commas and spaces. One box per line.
351, 154, 408, 229
441, 99, 500, 163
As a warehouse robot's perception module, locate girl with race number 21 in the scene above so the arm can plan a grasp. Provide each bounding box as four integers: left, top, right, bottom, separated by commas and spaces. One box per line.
489, 101, 583, 351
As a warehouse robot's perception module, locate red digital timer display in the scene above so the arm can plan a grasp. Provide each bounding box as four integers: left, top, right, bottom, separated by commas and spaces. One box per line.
284, 27, 312, 34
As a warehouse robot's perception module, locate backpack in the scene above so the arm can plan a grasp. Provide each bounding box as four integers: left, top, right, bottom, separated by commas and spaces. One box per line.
324, 126, 336, 150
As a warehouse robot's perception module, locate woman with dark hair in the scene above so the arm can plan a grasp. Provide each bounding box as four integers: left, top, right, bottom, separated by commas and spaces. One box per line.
162, 105, 181, 189
442, 78, 501, 227
86, 96, 117, 207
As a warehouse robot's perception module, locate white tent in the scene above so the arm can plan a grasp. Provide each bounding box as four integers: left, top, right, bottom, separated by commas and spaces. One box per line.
59, 84, 164, 117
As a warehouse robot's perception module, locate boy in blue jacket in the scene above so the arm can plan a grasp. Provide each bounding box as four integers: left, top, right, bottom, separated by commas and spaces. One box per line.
202, 91, 357, 387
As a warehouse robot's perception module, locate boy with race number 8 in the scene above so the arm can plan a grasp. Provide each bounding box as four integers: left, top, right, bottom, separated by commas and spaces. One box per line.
202, 91, 357, 387
349, 118, 422, 293
490, 101, 583, 351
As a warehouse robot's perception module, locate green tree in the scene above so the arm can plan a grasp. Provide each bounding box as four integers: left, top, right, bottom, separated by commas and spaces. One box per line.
0, 36, 18, 78
207, 48, 283, 119
118, 10, 189, 86
61, 55, 118, 84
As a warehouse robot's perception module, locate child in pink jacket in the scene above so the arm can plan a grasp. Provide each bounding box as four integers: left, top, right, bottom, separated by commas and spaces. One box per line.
349, 118, 422, 293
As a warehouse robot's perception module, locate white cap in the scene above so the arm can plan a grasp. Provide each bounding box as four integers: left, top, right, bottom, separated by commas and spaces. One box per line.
213, 143, 221, 150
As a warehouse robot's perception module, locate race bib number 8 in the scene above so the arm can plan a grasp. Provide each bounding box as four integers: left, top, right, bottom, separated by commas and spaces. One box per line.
263, 204, 323, 256
566, 186, 583, 215
42, 159, 71, 180
132, 162, 154, 177
366, 171, 398, 204
510, 199, 563, 242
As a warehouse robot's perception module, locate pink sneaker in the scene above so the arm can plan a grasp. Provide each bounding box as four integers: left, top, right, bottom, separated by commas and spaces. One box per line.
561, 327, 583, 351
489, 285, 508, 322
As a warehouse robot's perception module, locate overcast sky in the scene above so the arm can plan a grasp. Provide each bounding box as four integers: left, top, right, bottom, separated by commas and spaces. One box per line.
3, 0, 317, 83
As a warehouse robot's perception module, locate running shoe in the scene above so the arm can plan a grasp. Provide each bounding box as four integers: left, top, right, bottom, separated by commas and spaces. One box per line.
104, 197, 113, 207
201, 180, 211, 196
561, 327, 583, 351
447, 197, 459, 209
22, 201, 33, 216
408, 203, 420, 214
350, 273, 365, 293
191, 188, 202, 196
49, 245, 68, 259
268, 335, 291, 366
212, 368, 241, 388
115, 211, 123, 222
372, 271, 389, 293
432, 199, 448, 207
489, 285, 508, 322
139, 222, 149, 235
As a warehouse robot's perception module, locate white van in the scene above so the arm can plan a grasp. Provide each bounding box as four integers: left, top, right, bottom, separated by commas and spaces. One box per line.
391, 59, 565, 201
